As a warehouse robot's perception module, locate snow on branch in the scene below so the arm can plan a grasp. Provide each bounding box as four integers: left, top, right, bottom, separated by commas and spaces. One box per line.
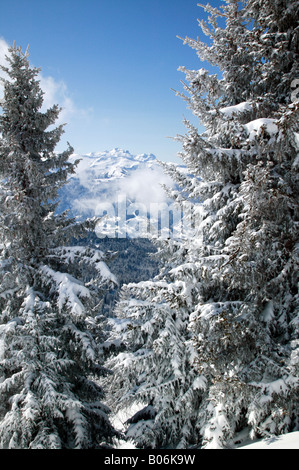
48, 246, 118, 285
39, 265, 90, 319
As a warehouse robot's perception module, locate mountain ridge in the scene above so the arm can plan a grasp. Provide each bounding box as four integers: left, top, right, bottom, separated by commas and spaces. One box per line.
58, 148, 175, 220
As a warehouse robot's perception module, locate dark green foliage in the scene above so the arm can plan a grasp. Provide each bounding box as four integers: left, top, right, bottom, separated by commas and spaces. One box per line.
0, 45, 117, 448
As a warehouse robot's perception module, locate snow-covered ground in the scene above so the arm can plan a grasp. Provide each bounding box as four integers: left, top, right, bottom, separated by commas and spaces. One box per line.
112, 405, 299, 450
115, 432, 299, 450
113, 406, 299, 449
237, 431, 299, 449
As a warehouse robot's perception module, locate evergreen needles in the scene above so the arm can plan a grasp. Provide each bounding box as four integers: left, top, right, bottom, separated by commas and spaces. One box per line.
107, 0, 299, 449
0, 45, 117, 449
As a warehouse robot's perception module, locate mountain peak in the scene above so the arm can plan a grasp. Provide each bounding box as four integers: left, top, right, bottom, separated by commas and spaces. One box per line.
69, 148, 158, 180
73, 148, 156, 162
58, 149, 174, 220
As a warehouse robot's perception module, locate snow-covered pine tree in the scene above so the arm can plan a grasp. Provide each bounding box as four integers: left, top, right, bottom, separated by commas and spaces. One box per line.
106, 262, 204, 449
107, 0, 299, 449
106, 0, 254, 449
172, 0, 299, 448
104, 171, 206, 449
0, 44, 118, 449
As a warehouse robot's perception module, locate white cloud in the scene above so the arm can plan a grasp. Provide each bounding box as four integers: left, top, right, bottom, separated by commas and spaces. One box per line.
0, 37, 9, 81
39, 74, 76, 123
63, 150, 176, 221
0, 37, 89, 124
0, 37, 9, 57
118, 166, 173, 206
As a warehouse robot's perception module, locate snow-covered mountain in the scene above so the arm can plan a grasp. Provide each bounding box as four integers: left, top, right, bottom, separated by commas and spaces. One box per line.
57, 148, 178, 295
58, 148, 175, 222
70, 148, 158, 181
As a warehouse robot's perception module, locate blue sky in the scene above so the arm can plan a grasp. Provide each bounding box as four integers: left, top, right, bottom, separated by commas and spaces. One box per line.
0, 0, 223, 162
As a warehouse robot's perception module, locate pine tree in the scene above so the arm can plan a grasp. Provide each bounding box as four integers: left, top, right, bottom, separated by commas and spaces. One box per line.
108, 0, 299, 449
0, 45, 117, 448
106, 263, 204, 449
174, 0, 299, 448
105, 186, 205, 448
